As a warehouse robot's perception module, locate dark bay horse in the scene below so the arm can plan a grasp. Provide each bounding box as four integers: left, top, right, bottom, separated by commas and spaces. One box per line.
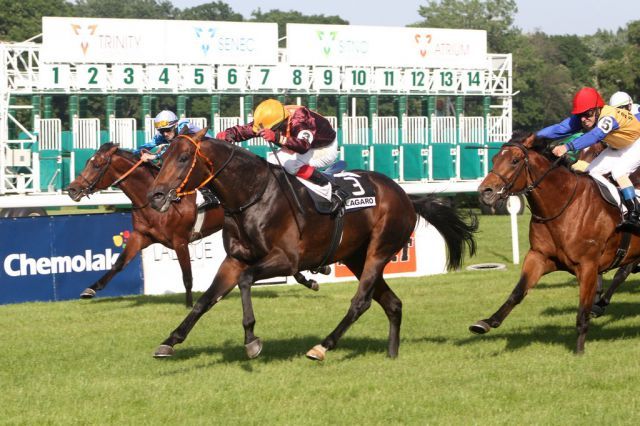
66, 143, 320, 307
146, 129, 478, 361
472, 131, 640, 354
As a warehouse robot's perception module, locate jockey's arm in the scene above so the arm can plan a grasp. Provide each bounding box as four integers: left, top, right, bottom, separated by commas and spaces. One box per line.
537, 116, 582, 140
219, 123, 257, 142
565, 116, 619, 151
134, 133, 165, 154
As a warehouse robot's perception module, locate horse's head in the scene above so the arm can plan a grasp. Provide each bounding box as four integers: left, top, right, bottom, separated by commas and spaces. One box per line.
66, 143, 120, 201
478, 131, 556, 207
148, 128, 212, 212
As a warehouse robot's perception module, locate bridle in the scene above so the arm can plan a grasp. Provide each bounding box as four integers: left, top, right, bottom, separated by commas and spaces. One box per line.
75, 149, 144, 198
489, 142, 578, 222
165, 135, 270, 215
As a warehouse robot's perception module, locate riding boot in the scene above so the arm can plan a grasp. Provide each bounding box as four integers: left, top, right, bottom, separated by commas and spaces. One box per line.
197, 187, 220, 209
307, 169, 347, 214
618, 197, 640, 233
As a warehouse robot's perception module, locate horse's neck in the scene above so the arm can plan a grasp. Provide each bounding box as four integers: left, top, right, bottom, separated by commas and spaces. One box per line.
526, 157, 586, 217
112, 156, 153, 207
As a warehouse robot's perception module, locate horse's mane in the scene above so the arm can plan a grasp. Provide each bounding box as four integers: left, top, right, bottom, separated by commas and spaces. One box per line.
98, 142, 160, 176
509, 130, 574, 170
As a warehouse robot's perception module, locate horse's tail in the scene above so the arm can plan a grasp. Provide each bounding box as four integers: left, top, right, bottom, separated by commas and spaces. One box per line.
409, 194, 478, 271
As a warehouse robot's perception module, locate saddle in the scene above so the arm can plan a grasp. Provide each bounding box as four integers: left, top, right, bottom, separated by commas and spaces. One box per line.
299, 168, 377, 215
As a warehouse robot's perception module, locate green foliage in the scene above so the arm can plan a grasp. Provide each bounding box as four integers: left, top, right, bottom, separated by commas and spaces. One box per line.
73, 0, 177, 19
413, 0, 519, 52
0, 0, 73, 41
178, 1, 243, 21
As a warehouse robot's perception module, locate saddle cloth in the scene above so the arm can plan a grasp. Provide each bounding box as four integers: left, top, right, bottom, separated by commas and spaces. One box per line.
298, 171, 377, 214
590, 173, 640, 214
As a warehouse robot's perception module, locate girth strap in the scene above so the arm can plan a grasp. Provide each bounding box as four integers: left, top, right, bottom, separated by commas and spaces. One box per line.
312, 207, 345, 273
606, 231, 632, 271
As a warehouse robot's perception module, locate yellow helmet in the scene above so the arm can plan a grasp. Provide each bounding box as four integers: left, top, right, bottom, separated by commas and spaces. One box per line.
252, 99, 290, 133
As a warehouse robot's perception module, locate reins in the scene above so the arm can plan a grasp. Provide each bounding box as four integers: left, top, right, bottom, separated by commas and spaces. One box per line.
492, 142, 579, 222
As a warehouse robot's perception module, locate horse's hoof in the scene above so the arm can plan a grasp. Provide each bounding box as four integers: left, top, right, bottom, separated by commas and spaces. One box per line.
153, 345, 175, 358
308, 280, 320, 292
316, 265, 331, 275
305, 344, 327, 361
245, 338, 262, 359
469, 320, 491, 335
80, 288, 96, 299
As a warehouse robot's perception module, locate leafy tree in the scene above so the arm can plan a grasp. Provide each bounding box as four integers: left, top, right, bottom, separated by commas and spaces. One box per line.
249, 9, 348, 47
72, 0, 177, 19
0, 0, 73, 42
178, 1, 243, 21
413, 0, 519, 52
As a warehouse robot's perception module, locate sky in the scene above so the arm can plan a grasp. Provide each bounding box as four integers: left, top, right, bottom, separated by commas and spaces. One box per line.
169, 0, 640, 36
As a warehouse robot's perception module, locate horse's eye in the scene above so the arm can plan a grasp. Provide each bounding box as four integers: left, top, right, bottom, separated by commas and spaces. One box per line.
511, 158, 520, 165
92, 160, 101, 169
178, 152, 190, 163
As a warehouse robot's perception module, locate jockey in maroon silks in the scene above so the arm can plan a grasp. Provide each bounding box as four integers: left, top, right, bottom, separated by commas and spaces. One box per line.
217, 99, 347, 213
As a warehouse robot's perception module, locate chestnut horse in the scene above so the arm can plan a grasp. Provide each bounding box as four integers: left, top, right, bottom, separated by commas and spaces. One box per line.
146, 129, 477, 361
66, 143, 321, 307
472, 131, 640, 354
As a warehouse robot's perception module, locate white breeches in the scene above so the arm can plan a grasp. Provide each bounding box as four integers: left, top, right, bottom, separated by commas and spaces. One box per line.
586, 138, 640, 181
266, 138, 338, 174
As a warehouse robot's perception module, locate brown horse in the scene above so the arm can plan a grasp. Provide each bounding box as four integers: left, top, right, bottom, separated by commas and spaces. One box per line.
146, 129, 477, 361
472, 131, 640, 354
66, 143, 321, 307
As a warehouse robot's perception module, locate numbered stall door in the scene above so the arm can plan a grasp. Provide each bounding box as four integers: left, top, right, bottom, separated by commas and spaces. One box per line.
459, 117, 485, 179
487, 116, 512, 172
35, 118, 63, 191
400, 116, 429, 181
72, 118, 101, 186
341, 116, 370, 171
371, 116, 399, 179
109, 118, 137, 150
431, 116, 457, 180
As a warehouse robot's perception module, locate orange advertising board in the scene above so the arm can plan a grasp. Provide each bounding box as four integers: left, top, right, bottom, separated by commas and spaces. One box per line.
334, 233, 416, 278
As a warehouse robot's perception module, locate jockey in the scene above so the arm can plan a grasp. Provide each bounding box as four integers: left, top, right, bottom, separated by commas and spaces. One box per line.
610, 91, 640, 120
542, 87, 640, 232
135, 110, 218, 208
216, 99, 348, 214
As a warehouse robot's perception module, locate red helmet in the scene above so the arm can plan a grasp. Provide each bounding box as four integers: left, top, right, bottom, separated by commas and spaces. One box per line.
571, 87, 604, 115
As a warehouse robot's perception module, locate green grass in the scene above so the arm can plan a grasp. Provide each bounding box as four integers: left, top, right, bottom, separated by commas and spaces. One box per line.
3, 211, 640, 424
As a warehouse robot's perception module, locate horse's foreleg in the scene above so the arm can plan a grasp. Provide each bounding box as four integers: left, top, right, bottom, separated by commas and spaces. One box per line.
293, 272, 319, 291
80, 232, 148, 299
154, 256, 245, 358
174, 240, 194, 307
592, 263, 635, 318
236, 270, 262, 358
576, 262, 600, 355
470, 250, 554, 334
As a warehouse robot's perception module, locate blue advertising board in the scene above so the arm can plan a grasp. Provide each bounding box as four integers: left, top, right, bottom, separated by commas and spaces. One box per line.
0, 213, 142, 304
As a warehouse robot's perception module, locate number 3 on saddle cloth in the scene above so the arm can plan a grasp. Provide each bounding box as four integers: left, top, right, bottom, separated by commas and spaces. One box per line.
298, 171, 377, 215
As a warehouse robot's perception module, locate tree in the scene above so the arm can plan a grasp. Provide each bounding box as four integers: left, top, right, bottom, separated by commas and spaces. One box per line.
178, 1, 243, 21
0, 0, 73, 42
249, 9, 348, 47
413, 0, 519, 52
72, 0, 177, 19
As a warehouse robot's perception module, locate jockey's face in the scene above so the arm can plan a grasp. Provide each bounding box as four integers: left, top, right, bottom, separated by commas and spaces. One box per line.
578, 108, 598, 131
159, 126, 177, 141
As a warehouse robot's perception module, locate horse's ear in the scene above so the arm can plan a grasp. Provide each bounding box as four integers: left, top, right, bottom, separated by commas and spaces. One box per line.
195, 127, 209, 140
107, 144, 119, 155
179, 125, 189, 135
522, 133, 536, 148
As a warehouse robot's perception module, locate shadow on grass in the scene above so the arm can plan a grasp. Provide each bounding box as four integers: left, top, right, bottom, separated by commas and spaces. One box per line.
154, 334, 401, 373
88, 287, 327, 307
456, 317, 640, 354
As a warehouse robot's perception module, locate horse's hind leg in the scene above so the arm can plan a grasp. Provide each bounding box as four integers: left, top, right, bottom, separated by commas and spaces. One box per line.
80, 232, 148, 299
293, 272, 319, 291
306, 251, 387, 361
470, 250, 555, 334
592, 263, 634, 318
372, 279, 402, 358
174, 240, 194, 307
154, 256, 245, 358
